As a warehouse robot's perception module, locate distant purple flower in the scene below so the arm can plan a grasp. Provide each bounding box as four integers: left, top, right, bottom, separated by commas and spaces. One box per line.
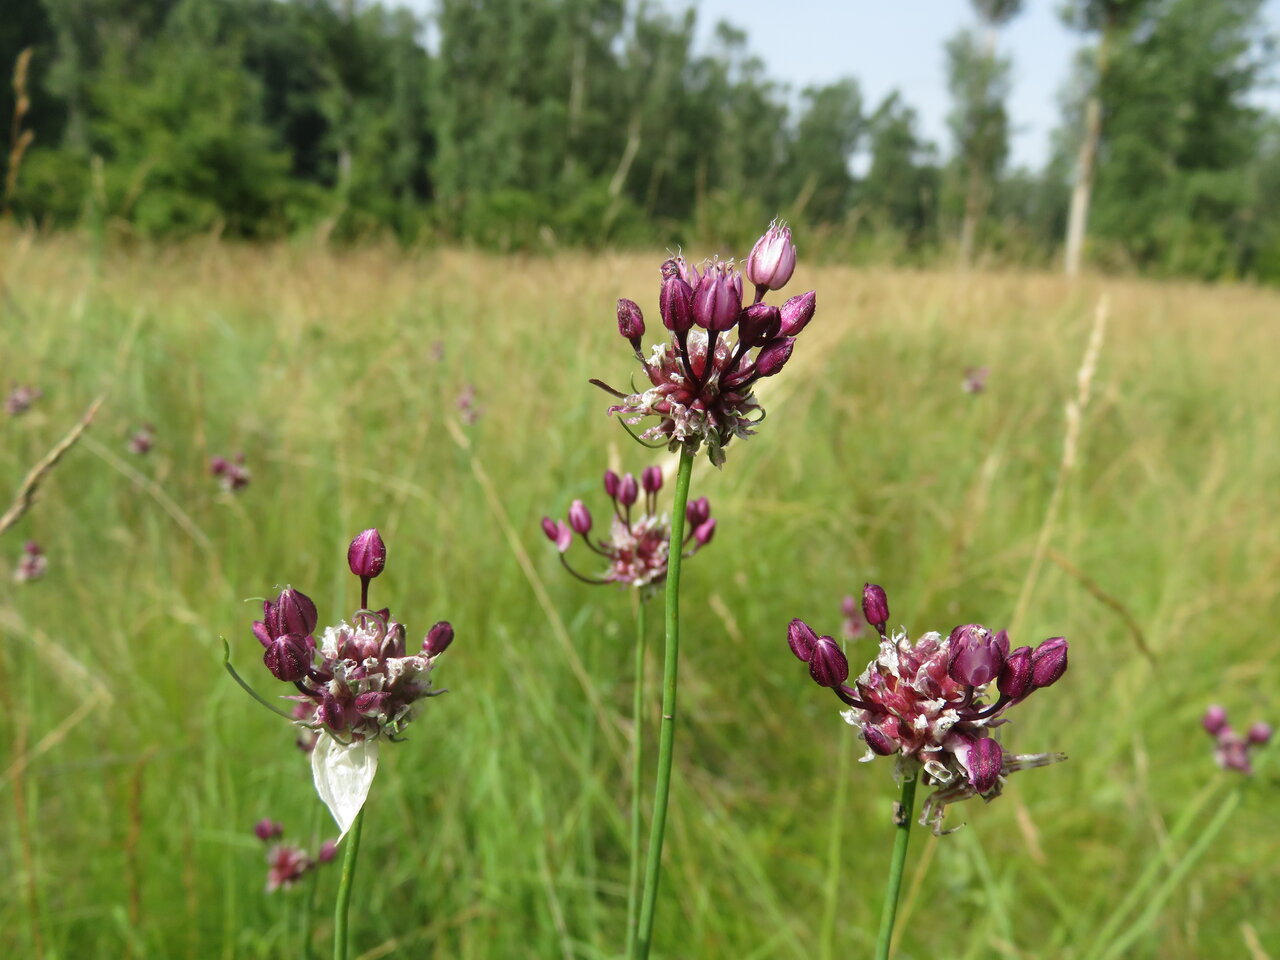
13, 540, 46, 583
787, 584, 1068, 833
542, 464, 715, 592
430, 340, 446, 363
265, 845, 313, 892
5, 383, 41, 416
1203, 705, 1271, 775
210, 453, 250, 492
840, 595, 866, 641
254, 818, 284, 842
127, 424, 155, 455
457, 384, 483, 425
962, 366, 990, 395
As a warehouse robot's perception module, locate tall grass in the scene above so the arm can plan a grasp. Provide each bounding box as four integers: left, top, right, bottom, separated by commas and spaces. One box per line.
1, 231, 1278, 958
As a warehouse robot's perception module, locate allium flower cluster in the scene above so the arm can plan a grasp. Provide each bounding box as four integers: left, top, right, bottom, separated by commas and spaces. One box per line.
254, 529, 455, 743
5, 383, 41, 416
962, 366, 990, 395
127, 424, 155, 455
13, 540, 46, 583
596, 221, 815, 466
1202, 705, 1272, 775
788, 583, 1069, 832
253, 819, 337, 893
542, 466, 715, 592
210, 453, 250, 492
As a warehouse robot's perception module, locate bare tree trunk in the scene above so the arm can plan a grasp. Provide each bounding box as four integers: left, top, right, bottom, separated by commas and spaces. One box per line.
1064, 29, 1111, 278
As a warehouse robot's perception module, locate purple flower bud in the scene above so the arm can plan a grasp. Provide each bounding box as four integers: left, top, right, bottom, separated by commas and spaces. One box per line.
423, 620, 455, 656
809, 636, 849, 688
347, 529, 386, 579
263, 633, 311, 682
1202, 705, 1229, 736
642, 466, 663, 493
693, 261, 742, 332
863, 723, 898, 756
686, 496, 710, 527
604, 469, 620, 498
541, 517, 572, 553
618, 473, 639, 507
966, 737, 1004, 794
862, 583, 889, 632
841, 595, 858, 618
778, 291, 816, 337
318, 840, 338, 863
746, 221, 796, 291
1247, 722, 1273, 746
320, 693, 349, 732
947, 624, 1004, 687
209, 456, 229, 476
275, 587, 318, 637
254, 819, 284, 842
991, 629, 1010, 657
998, 645, 1034, 699
354, 691, 391, 717
693, 518, 716, 546
754, 337, 795, 377
617, 298, 645, 349
568, 499, 592, 535
737, 303, 782, 347
1031, 637, 1069, 689
659, 276, 695, 333
787, 618, 817, 662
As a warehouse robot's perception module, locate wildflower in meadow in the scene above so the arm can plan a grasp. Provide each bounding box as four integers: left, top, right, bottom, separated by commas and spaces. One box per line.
840, 594, 866, 641
210, 453, 250, 492
594, 220, 815, 467
253, 820, 338, 893
127, 424, 155, 455
5, 383, 41, 416
456, 383, 482, 425
12, 539, 46, 582
1203, 705, 1272, 775
962, 366, 990, 394
542, 466, 715, 591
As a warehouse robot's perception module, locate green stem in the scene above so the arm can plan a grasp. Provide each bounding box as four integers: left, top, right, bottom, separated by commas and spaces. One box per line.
633, 444, 695, 960
333, 805, 366, 960
874, 775, 918, 960
300, 803, 323, 960
625, 597, 648, 960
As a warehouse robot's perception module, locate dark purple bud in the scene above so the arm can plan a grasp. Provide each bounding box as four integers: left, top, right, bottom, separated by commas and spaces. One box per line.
1031, 637, 1069, 689
1202, 705, 1229, 736
966, 737, 1004, 794
737, 303, 782, 347
686, 496, 710, 527
863, 723, 898, 756
568, 499, 592, 535
254, 818, 284, 842
1247, 722, 1273, 746
618, 473, 639, 507
808, 636, 849, 688
991, 629, 1010, 657
659, 276, 695, 333
263, 633, 310, 682
642, 466, 663, 493
541, 517, 572, 553
275, 587, 318, 637
320, 694, 349, 731
604, 469, 620, 498
209, 456, 229, 476
354, 691, 391, 716
693, 261, 742, 332
746, 220, 796, 291
317, 840, 338, 863
693, 518, 716, 546
862, 583, 889, 632
787, 618, 817, 662
424, 620, 454, 656
947, 624, 1003, 687
252, 620, 273, 648
617, 298, 645, 348
841, 595, 857, 618
754, 337, 795, 377
998, 646, 1034, 699
778, 291, 816, 336
347, 528, 387, 579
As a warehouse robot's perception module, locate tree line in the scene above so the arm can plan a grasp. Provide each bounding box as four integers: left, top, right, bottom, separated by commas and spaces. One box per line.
2, 0, 1278, 281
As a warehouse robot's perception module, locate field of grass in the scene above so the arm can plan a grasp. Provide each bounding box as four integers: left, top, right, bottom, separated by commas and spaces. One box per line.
2, 230, 1278, 959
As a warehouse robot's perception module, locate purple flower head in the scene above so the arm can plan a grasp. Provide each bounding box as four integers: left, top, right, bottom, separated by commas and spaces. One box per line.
599, 227, 815, 466
318, 840, 338, 863
1203, 705, 1272, 775
5, 383, 41, 416
127, 424, 155, 455
840, 595, 866, 641
266, 845, 313, 893
617, 298, 646, 352
544, 461, 715, 591
263, 633, 311, 682
746, 220, 797, 292
1202, 705, 1229, 736
1030, 637, 1068, 689
13, 540, 47, 583
963, 366, 990, 395
210, 453, 250, 492
457, 384, 483, 425
787, 587, 1068, 833
1247, 722, 1273, 746
254, 819, 284, 842
347, 528, 387, 580
423, 620, 455, 657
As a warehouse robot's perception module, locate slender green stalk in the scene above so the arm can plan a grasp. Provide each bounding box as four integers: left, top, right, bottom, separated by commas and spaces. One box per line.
333, 806, 366, 960
300, 803, 323, 960
633, 444, 695, 960
874, 775, 918, 960
625, 597, 648, 959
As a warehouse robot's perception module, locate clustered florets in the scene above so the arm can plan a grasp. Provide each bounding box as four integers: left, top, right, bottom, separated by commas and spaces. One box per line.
13, 539, 46, 583
253, 818, 336, 893
542, 466, 715, 592
1202, 705, 1272, 775
5, 383, 41, 416
595, 221, 814, 466
788, 583, 1069, 833
254, 528, 455, 743
210, 453, 251, 492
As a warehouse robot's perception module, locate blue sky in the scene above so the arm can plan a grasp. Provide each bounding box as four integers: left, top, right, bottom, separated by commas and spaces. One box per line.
407, 0, 1280, 170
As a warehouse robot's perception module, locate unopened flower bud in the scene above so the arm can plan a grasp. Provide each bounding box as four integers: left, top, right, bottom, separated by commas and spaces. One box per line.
1247, 722, 1273, 746
617, 298, 646, 350
948, 624, 1003, 687
275, 587, 318, 637
568, 499, 592, 534
966, 737, 1004, 794
754, 337, 795, 377
809, 636, 849, 688
1030, 637, 1069, 688
998, 646, 1034, 699
659, 276, 695, 333
355, 691, 391, 717
424, 620, 454, 656
210, 456, 229, 476
254, 819, 284, 842
320, 693, 349, 731
642, 466, 663, 493
318, 840, 338, 863
778, 291, 816, 336
787, 619, 817, 662
1202, 705, 1229, 736
618, 473, 639, 507
541, 517, 572, 553
604, 469, 620, 498
347, 529, 386, 579
693, 261, 742, 331
863, 723, 898, 756
862, 583, 889, 632
746, 220, 796, 291
686, 496, 710, 527
737, 303, 782, 347
693, 518, 716, 545
263, 633, 310, 682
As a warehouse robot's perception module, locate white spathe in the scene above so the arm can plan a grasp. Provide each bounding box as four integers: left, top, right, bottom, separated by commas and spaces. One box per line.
311, 732, 379, 841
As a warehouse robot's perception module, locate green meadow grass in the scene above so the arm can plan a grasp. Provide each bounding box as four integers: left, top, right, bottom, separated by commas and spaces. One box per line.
2, 233, 1278, 959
